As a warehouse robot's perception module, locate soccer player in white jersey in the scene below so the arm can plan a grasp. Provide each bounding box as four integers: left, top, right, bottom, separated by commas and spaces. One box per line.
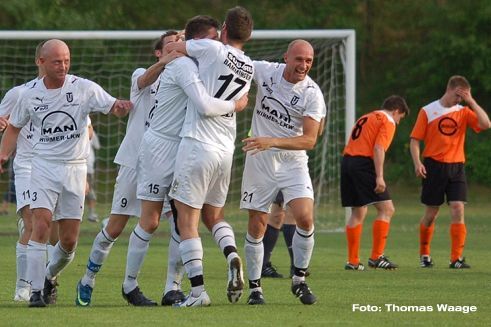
0, 41, 45, 302
0, 39, 132, 308
126, 15, 249, 308
74, 32, 183, 307
165, 6, 254, 307
240, 40, 326, 305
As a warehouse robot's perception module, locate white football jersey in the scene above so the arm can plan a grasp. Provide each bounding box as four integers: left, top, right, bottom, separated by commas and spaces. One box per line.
114, 68, 159, 168
0, 78, 41, 160
251, 60, 326, 152
180, 39, 254, 153
10, 74, 116, 162
150, 57, 200, 140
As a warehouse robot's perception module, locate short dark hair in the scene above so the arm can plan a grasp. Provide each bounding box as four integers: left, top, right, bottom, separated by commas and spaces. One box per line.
224, 6, 253, 43
154, 30, 178, 51
447, 75, 470, 90
184, 15, 219, 41
381, 95, 410, 116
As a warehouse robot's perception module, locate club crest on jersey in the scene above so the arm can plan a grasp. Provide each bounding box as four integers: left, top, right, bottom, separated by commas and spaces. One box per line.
66, 92, 73, 103
290, 95, 300, 106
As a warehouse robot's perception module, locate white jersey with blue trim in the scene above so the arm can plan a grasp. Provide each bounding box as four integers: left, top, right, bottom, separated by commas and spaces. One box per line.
10, 74, 116, 162
251, 60, 326, 152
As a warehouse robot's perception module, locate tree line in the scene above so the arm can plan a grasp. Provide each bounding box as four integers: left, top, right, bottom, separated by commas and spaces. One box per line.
1, 0, 490, 183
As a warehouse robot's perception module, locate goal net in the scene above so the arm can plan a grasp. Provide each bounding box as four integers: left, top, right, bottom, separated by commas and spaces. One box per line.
0, 30, 355, 231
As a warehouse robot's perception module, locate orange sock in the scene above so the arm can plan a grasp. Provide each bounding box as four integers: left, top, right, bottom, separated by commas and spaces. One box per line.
419, 223, 435, 256
450, 223, 466, 262
370, 220, 390, 260
346, 224, 362, 265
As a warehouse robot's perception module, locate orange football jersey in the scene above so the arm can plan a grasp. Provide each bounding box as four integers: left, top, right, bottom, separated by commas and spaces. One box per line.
410, 100, 481, 163
343, 110, 396, 158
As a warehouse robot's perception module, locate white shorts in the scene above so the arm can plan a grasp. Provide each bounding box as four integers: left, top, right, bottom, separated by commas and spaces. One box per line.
110, 165, 140, 217
169, 138, 232, 209
30, 158, 86, 220
137, 131, 179, 202
240, 150, 314, 213
13, 156, 32, 213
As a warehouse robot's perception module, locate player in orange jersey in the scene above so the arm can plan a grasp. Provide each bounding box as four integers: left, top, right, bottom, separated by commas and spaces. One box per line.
410, 75, 490, 269
341, 95, 409, 270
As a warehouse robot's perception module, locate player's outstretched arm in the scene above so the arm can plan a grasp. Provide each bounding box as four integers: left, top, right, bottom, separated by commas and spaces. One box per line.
109, 99, 133, 117
0, 124, 21, 173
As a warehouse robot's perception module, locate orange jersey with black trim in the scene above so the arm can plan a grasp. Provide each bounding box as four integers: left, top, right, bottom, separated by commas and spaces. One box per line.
410, 100, 481, 163
343, 110, 396, 158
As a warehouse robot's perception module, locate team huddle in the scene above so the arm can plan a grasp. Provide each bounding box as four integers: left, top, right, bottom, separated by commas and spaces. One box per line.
0, 6, 489, 309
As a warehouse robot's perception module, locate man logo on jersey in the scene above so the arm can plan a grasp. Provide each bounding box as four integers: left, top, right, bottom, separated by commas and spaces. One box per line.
66, 92, 73, 103
290, 95, 300, 106
39, 111, 80, 143
258, 96, 294, 130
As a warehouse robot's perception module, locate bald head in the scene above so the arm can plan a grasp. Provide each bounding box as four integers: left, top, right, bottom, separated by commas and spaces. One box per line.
283, 39, 314, 84
39, 39, 71, 88
286, 39, 314, 55
40, 39, 70, 58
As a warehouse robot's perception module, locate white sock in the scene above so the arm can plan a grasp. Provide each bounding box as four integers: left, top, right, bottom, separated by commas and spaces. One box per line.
180, 238, 204, 297
47, 244, 55, 264
164, 216, 184, 294
123, 223, 152, 294
244, 233, 263, 282
26, 240, 47, 292
16, 242, 29, 289
179, 238, 203, 278
292, 226, 315, 282
46, 242, 75, 281
81, 228, 115, 288
211, 221, 237, 255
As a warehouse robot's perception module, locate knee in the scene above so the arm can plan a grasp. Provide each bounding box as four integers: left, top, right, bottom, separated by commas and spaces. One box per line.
59, 238, 78, 252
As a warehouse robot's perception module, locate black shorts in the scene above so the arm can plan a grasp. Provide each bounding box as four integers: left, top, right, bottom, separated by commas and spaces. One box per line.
340, 156, 391, 207
421, 158, 467, 206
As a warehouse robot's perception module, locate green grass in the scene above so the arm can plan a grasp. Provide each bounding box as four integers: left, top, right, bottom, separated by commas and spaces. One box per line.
0, 184, 490, 326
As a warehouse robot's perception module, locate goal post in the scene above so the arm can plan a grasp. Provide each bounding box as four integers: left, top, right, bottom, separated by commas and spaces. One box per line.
0, 30, 355, 230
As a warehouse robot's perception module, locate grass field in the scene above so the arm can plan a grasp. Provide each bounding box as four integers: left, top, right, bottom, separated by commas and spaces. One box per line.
0, 184, 490, 326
